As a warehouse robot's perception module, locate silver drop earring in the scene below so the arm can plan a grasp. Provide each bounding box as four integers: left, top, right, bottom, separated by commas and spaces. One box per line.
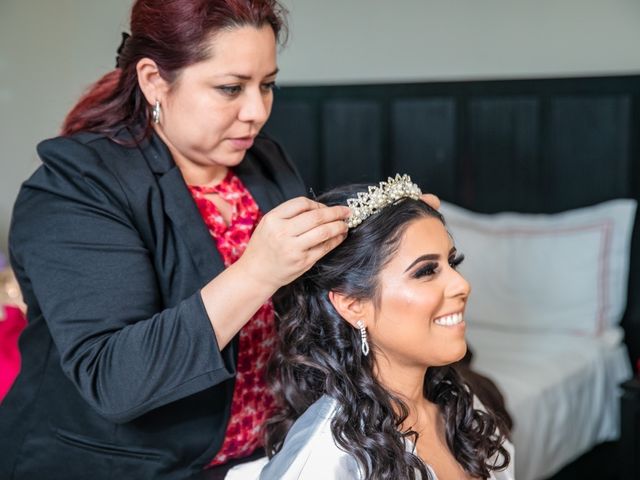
152, 99, 161, 124
356, 320, 370, 356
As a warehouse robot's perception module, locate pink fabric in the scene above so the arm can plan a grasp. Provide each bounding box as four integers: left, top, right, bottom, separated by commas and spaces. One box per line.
0, 305, 26, 402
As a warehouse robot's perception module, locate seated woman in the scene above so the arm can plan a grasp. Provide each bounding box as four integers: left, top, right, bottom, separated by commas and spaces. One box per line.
261, 175, 514, 480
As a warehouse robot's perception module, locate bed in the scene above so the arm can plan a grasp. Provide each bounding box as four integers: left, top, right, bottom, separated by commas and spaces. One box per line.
466, 326, 630, 480
264, 74, 640, 479
438, 197, 636, 480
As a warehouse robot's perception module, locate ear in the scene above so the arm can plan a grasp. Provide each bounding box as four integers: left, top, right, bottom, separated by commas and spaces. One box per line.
136, 57, 170, 106
328, 291, 370, 329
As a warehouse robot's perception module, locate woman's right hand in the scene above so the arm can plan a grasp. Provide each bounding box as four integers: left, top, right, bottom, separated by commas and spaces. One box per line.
238, 196, 351, 291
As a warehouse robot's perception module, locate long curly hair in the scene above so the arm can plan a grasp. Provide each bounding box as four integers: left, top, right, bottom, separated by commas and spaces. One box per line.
264, 184, 511, 479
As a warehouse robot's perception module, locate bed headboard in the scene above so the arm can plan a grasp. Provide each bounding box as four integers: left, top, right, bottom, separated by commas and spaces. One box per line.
264, 74, 640, 369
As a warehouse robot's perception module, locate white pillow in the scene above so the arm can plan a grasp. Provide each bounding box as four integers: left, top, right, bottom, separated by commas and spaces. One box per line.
439, 199, 637, 335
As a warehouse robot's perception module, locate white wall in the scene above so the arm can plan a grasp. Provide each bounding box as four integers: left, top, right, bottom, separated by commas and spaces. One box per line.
1, 0, 639, 256
279, 0, 640, 84
0, 0, 132, 257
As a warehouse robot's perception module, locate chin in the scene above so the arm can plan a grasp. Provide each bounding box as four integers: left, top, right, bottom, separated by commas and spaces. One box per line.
203, 145, 249, 166
444, 342, 468, 365
209, 153, 247, 167
230, 151, 250, 165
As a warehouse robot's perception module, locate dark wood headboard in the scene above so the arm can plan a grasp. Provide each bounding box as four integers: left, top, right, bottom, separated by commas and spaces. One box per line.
264, 74, 640, 369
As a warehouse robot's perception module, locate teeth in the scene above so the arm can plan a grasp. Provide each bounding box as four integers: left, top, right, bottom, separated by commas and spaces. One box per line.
434, 313, 463, 326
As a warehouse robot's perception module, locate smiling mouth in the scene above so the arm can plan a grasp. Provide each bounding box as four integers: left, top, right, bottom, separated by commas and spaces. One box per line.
433, 312, 464, 326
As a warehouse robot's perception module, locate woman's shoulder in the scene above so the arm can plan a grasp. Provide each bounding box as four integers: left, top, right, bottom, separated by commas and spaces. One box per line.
15, 129, 152, 227
260, 395, 362, 480
33, 128, 161, 193
36, 128, 140, 169
32, 134, 122, 192
27, 132, 120, 193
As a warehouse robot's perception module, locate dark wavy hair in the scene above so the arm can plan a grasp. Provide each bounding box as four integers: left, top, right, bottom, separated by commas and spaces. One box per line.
62, 0, 288, 140
265, 184, 510, 479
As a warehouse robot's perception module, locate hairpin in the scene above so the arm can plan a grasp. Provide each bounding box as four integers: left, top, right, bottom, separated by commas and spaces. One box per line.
115, 32, 131, 69
346, 174, 422, 228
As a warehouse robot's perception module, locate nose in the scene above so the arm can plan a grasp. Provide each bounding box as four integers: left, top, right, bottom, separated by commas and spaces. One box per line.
445, 268, 471, 301
238, 87, 271, 125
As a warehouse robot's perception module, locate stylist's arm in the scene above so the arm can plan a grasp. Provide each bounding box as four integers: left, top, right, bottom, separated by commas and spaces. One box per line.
0, 0, 438, 478
202, 197, 349, 349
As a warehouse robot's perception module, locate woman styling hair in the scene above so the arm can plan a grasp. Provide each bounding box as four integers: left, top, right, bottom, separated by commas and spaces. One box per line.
0, 1, 444, 478
262, 176, 514, 479
0, 1, 441, 478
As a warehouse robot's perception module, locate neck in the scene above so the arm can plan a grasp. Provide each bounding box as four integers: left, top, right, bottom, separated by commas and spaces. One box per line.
374, 357, 427, 406
374, 358, 439, 432
176, 160, 228, 187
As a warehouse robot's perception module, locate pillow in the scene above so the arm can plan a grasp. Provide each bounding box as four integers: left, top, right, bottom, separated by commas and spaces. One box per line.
439, 199, 637, 335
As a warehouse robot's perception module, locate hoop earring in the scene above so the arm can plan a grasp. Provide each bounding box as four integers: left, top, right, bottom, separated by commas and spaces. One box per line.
356, 320, 370, 357
152, 99, 161, 124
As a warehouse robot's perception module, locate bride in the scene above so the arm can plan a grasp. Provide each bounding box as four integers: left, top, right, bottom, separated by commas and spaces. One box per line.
260, 176, 514, 480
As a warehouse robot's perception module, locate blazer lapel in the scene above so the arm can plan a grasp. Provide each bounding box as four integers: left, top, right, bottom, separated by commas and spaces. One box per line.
158, 170, 225, 283
141, 132, 225, 284
135, 131, 288, 284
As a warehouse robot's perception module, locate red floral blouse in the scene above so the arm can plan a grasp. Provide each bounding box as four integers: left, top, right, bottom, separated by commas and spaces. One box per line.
188, 171, 276, 467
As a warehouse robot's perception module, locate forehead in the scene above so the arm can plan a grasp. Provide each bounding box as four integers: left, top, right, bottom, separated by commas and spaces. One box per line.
196, 25, 277, 73
386, 217, 452, 270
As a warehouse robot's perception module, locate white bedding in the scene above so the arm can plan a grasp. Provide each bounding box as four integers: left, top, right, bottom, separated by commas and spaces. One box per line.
466, 325, 631, 480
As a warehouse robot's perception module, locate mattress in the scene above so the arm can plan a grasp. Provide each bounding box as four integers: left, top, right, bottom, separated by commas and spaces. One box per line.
465, 325, 632, 480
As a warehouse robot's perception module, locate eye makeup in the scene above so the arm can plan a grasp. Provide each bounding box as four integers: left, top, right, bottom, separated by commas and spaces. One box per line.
409, 251, 464, 279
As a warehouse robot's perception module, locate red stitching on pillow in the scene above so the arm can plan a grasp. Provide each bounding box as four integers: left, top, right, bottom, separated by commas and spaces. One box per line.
597, 220, 613, 335
448, 218, 614, 335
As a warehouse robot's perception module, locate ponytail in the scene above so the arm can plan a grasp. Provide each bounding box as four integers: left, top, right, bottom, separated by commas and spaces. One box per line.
61, 67, 149, 140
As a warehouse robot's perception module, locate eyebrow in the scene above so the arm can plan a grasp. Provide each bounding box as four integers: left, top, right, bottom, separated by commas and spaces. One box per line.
403, 247, 457, 273
216, 68, 279, 80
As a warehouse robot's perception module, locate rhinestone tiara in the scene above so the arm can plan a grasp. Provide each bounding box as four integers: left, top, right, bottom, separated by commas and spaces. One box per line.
346, 174, 422, 228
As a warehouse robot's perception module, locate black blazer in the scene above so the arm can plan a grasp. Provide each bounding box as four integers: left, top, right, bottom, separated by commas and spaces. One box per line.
0, 129, 305, 479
